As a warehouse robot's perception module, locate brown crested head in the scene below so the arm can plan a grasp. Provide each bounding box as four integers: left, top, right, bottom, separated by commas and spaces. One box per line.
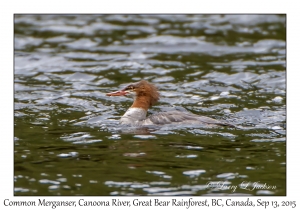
123, 80, 160, 107
106, 80, 160, 109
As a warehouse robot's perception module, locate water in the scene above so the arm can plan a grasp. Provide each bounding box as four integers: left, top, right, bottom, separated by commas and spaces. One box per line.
14, 14, 286, 195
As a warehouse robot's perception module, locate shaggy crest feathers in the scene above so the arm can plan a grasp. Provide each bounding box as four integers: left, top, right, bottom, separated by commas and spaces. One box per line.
130, 80, 160, 107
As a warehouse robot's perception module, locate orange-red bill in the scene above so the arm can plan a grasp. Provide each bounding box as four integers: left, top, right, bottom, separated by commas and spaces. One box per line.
106, 90, 127, 96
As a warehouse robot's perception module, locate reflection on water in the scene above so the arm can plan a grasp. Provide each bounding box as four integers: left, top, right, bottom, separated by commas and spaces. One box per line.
14, 14, 286, 195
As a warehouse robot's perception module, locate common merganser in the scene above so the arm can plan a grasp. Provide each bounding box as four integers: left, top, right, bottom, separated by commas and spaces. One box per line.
106, 80, 234, 127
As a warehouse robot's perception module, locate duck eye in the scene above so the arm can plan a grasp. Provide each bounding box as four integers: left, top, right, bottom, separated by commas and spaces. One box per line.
126, 86, 134, 91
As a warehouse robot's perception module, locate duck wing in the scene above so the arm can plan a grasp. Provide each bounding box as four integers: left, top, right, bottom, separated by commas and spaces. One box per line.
147, 111, 234, 127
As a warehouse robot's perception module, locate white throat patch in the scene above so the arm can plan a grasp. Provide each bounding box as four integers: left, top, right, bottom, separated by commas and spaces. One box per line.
120, 108, 147, 125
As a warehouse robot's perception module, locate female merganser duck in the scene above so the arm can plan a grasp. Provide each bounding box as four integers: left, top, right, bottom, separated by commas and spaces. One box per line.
106, 80, 234, 127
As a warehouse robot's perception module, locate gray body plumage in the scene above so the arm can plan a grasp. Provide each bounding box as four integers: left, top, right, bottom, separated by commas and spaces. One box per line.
120, 108, 233, 127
